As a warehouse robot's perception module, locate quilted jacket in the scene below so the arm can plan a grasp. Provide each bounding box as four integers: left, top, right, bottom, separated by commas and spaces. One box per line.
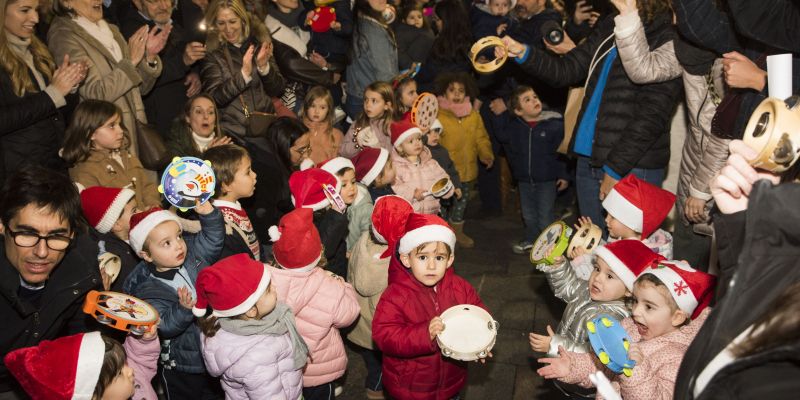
391, 147, 453, 215
124, 334, 160, 400
346, 232, 389, 350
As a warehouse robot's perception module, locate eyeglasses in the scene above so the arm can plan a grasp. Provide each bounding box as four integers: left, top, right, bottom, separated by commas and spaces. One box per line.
292, 144, 311, 156
6, 229, 72, 251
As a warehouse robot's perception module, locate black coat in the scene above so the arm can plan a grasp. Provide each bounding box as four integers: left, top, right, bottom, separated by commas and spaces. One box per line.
0, 234, 102, 393
314, 208, 348, 278
516, 12, 682, 176
394, 23, 434, 71
88, 229, 140, 292
0, 68, 67, 187
241, 145, 293, 244
119, 9, 192, 137
675, 181, 800, 399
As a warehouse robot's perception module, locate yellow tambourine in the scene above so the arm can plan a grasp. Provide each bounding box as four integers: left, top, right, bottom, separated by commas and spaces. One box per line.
469, 36, 508, 74
742, 96, 800, 173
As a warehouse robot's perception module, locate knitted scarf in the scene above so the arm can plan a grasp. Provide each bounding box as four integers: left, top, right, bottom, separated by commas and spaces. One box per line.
437, 95, 473, 118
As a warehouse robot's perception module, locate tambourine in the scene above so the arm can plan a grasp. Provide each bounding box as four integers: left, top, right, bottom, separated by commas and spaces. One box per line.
530, 221, 572, 265
436, 304, 498, 361
83, 290, 159, 335
586, 315, 636, 376
425, 177, 453, 198
410, 92, 438, 131
392, 62, 422, 88
322, 183, 347, 213
382, 5, 396, 24
159, 157, 216, 211
307, 6, 336, 33
567, 222, 602, 255
469, 36, 508, 74
742, 96, 800, 172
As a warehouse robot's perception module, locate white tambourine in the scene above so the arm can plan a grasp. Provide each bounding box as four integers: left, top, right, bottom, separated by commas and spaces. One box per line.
743, 96, 800, 172
567, 222, 602, 255
436, 304, 498, 361
425, 177, 453, 198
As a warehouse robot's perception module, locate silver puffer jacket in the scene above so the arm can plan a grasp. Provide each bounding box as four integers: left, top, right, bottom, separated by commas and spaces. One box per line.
536, 259, 630, 357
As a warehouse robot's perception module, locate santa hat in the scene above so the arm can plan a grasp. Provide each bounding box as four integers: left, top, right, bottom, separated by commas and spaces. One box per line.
289, 168, 341, 211
193, 253, 271, 318
4, 332, 105, 400
269, 208, 322, 271
390, 119, 422, 148
351, 147, 389, 186
129, 207, 181, 254
640, 261, 716, 319
430, 118, 443, 133
79, 186, 136, 233
371, 195, 414, 258
318, 157, 355, 176
398, 213, 456, 255
594, 239, 665, 290
602, 175, 676, 238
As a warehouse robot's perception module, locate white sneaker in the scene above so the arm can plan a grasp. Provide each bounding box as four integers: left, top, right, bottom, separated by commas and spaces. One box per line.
334, 385, 344, 397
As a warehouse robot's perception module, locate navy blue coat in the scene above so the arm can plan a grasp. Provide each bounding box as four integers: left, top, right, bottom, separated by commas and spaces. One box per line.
493, 111, 567, 183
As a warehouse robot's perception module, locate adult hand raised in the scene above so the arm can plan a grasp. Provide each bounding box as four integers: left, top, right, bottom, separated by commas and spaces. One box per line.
146, 24, 171, 62
255, 42, 272, 71
610, 0, 637, 15
240, 45, 255, 78
499, 36, 527, 59
722, 51, 767, 91
128, 25, 149, 66
51, 54, 87, 97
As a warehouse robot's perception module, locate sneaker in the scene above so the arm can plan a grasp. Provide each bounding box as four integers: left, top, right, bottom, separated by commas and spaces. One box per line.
334, 385, 344, 397
512, 240, 533, 254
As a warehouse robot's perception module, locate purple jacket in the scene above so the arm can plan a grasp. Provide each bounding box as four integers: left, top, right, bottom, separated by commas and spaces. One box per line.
201, 328, 303, 400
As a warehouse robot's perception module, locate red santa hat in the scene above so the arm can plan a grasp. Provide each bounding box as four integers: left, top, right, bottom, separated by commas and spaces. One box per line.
269, 208, 323, 271
594, 239, 665, 290
602, 175, 676, 238
398, 213, 456, 255
371, 195, 414, 258
193, 253, 271, 318
390, 119, 422, 148
129, 207, 181, 254
318, 157, 355, 176
289, 168, 341, 211
4, 332, 105, 400
79, 186, 136, 233
351, 147, 390, 186
640, 261, 716, 319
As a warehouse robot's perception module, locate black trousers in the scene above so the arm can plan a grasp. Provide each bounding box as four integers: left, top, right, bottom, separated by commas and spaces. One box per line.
158, 367, 223, 400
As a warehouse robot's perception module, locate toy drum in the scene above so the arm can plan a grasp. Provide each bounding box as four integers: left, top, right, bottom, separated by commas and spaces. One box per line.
428, 177, 453, 198
530, 221, 572, 265
159, 156, 216, 211
567, 222, 602, 255
410, 92, 439, 131
83, 290, 159, 335
742, 96, 800, 173
586, 314, 635, 376
437, 304, 498, 361
469, 36, 508, 74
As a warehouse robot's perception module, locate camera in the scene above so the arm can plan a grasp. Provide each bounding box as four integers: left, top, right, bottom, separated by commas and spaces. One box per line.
541, 20, 564, 45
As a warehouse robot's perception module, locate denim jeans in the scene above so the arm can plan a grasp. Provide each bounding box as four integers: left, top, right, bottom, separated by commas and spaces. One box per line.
518, 180, 558, 243
357, 346, 383, 391
575, 156, 665, 233
343, 95, 364, 122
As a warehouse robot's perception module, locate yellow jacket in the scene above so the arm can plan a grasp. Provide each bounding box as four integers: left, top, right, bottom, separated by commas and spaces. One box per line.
437, 108, 494, 182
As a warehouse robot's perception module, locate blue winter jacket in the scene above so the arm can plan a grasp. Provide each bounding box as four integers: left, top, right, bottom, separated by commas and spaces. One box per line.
122, 208, 225, 374
494, 110, 568, 183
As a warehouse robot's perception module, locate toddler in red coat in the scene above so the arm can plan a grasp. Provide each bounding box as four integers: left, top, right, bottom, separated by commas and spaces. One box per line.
372, 213, 489, 400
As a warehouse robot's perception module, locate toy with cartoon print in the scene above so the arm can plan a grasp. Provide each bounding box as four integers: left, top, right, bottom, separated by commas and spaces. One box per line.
83, 290, 159, 335
586, 314, 636, 376
410, 92, 439, 131
436, 304, 498, 361
158, 156, 216, 211
530, 221, 572, 265
742, 96, 800, 173
469, 36, 508, 74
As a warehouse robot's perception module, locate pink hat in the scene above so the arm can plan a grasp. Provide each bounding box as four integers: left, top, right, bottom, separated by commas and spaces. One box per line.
129, 207, 181, 253
398, 213, 456, 255
390, 119, 422, 148
4, 332, 105, 400
602, 175, 676, 238
640, 261, 716, 319
79, 186, 136, 233
594, 239, 665, 290
289, 168, 341, 211
351, 147, 390, 186
269, 208, 323, 271
193, 253, 271, 318
318, 157, 355, 176
371, 195, 414, 258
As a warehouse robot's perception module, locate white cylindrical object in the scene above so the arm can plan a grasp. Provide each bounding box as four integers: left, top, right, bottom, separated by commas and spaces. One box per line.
767, 54, 793, 100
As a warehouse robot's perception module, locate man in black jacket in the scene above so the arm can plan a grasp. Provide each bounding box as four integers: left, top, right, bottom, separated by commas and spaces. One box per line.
0, 167, 102, 398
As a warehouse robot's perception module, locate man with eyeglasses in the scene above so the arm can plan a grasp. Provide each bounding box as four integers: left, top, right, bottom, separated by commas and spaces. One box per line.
0, 167, 102, 399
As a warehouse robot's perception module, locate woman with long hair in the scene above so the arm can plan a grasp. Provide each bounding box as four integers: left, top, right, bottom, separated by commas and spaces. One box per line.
0, 0, 85, 185
165, 93, 231, 159
415, 0, 472, 92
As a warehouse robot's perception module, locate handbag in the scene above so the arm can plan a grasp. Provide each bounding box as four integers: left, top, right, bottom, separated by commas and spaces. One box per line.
135, 120, 169, 170
223, 46, 276, 138
560, 86, 585, 154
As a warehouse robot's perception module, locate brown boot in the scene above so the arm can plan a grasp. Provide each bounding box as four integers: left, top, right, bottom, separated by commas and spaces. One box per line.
451, 221, 474, 248
366, 389, 385, 399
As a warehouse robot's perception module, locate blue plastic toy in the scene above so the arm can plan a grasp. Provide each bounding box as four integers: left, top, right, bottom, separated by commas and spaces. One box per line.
586, 314, 636, 376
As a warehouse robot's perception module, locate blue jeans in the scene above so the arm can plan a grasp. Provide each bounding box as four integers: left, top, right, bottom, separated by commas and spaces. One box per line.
575, 156, 664, 233
357, 346, 383, 391
343, 95, 363, 122
518, 180, 558, 243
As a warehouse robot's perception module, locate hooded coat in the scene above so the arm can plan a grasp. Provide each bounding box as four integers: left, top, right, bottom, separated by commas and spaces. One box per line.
391, 146, 454, 215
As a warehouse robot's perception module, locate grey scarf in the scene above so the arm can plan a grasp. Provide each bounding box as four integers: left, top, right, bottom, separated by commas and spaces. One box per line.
218, 302, 309, 369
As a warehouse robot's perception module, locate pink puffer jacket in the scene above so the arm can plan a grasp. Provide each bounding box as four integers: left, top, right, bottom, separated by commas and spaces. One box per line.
268, 265, 360, 386
391, 147, 454, 215
124, 335, 159, 400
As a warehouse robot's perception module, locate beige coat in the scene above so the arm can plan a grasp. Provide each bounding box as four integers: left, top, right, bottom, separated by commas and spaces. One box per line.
48, 16, 161, 156
69, 149, 161, 210
614, 12, 729, 230
346, 231, 390, 349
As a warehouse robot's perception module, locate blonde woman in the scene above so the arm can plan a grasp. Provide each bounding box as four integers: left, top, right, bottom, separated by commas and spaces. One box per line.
0, 0, 85, 185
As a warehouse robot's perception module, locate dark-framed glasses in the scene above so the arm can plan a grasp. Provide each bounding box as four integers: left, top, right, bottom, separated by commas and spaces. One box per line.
6, 229, 72, 251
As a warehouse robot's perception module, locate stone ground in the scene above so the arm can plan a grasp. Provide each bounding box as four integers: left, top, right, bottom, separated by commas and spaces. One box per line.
337, 192, 572, 400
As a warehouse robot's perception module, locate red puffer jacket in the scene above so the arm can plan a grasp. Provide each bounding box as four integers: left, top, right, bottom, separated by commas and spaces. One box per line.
372, 256, 487, 400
